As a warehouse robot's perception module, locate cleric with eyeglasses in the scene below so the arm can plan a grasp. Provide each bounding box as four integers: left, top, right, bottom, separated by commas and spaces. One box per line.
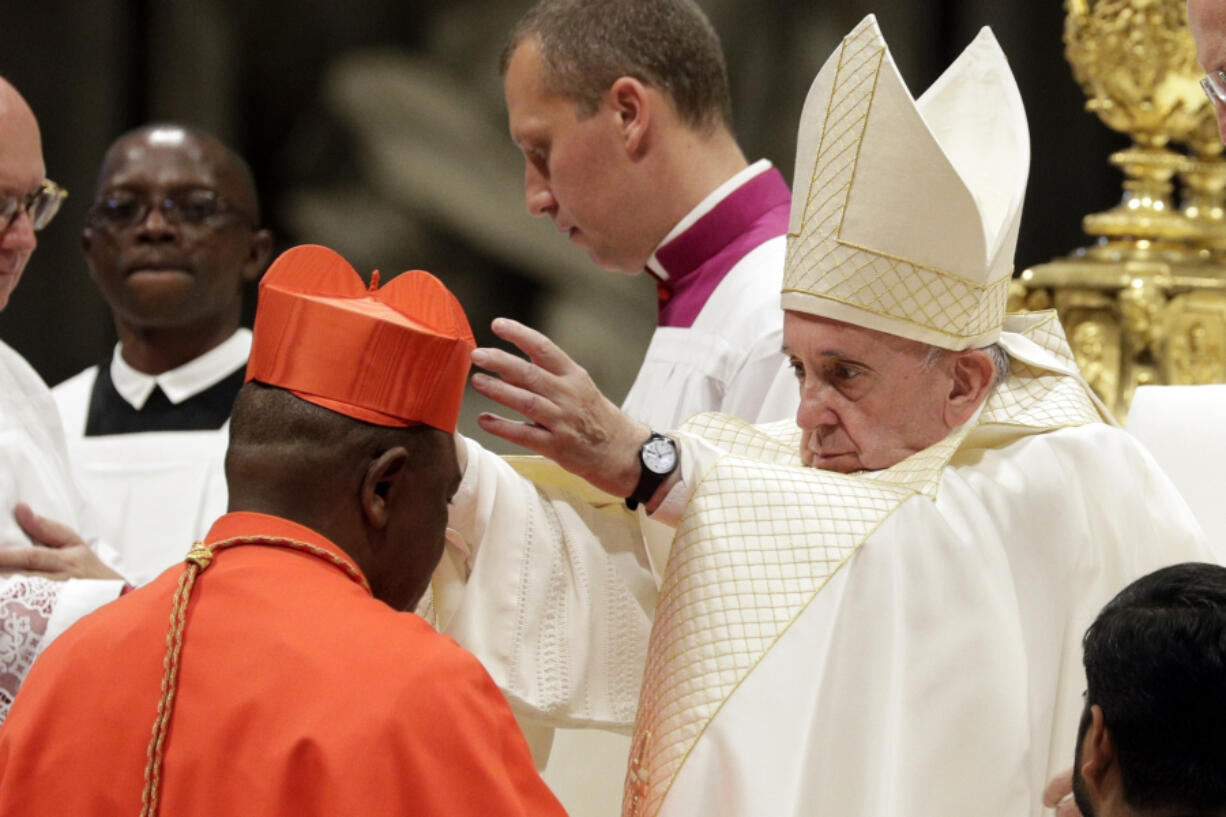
0, 75, 128, 722
0, 179, 65, 309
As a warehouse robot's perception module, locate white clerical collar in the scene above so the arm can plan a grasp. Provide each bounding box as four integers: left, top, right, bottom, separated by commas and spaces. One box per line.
645, 159, 774, 281
110, 328, 252, 410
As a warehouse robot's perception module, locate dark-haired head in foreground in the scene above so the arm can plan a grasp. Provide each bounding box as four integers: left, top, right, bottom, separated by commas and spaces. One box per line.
499, 0, 749, 274
1073, 561, 1226, 817
226, 381, 459, 612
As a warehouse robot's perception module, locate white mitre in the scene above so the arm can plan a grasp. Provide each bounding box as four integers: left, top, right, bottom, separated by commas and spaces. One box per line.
783, 14, 1029, 350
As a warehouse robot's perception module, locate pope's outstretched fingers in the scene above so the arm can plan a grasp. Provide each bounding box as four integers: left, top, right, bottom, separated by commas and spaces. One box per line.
469, 319, 651, 499
471, 371, 560, 428
475, 412, 554, 452
489, 317, 576, 375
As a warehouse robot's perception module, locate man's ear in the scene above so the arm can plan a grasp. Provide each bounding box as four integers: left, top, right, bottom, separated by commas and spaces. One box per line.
1079, 705, 1116, 797
943, 349, 995, 428
242, 228, 275, 284
608, 76, 652, 156
360, 447, 410, 530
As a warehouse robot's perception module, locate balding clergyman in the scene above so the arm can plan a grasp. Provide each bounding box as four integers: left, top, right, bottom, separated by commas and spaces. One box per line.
0, 76, 126, 721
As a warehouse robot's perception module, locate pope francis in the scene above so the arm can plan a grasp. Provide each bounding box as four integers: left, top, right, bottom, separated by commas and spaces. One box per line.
436, 16, 1219, 817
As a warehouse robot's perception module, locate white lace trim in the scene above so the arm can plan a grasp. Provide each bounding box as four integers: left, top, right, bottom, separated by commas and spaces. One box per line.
0, 576, 59, 721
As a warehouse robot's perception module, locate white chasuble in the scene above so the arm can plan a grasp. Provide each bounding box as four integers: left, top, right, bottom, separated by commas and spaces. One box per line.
631, 312, 1212, 817
443, 312, 1213, 817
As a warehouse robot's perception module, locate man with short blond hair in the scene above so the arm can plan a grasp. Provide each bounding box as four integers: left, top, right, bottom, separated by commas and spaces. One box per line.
494, 5, 798, 810
500, 0, 797, 431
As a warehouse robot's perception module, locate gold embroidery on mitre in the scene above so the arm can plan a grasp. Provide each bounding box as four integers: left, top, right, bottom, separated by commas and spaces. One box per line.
782, 20, 1009, 345
626, 315, 1102, 817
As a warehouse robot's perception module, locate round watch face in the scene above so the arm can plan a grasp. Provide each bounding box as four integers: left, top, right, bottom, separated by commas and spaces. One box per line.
642, 437, 677, 474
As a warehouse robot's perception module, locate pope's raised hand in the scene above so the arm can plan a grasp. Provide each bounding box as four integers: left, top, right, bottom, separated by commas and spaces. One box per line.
471, 318, 648, 498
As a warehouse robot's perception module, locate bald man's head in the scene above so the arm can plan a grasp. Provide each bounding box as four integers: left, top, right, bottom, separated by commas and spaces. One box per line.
0, 76, 46, 310
82, 123, 272, 348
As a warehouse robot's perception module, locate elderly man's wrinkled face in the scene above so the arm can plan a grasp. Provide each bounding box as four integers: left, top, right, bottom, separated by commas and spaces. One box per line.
0, 82, 45, 311
784, 311, 978, 473
1190, 0, 1226, 144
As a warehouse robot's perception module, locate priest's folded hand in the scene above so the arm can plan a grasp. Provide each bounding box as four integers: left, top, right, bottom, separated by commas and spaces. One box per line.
470, 317, 648, 499
0, 503, 124, 581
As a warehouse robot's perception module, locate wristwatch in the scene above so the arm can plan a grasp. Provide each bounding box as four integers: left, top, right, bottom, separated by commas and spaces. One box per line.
625, 432, 679, 510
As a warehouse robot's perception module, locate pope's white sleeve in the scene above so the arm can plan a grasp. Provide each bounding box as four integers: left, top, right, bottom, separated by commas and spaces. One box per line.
442, 436, 657, 730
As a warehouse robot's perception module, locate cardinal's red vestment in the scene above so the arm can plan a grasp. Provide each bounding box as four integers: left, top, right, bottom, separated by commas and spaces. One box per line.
0, 511, 565, 817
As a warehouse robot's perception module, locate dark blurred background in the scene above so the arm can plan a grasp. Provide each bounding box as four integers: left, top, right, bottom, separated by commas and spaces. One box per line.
0, 0, 1126, 433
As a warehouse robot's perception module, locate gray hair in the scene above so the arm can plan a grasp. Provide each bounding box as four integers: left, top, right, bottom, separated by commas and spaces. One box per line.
920, 342, 1011, 390
499, 0, 734, 134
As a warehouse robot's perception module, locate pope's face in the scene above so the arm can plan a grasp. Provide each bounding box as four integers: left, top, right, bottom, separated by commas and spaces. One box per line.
784, 311, 955, 473
503, 38, 654, 274
1190, 0, 1226, 144
0, 93, 45, 311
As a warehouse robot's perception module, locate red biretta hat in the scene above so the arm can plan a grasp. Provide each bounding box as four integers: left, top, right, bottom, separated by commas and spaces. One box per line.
246, 244, 475, 433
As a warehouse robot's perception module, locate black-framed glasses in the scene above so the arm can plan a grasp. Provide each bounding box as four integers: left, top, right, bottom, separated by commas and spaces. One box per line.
89, 188, 254, 229
0, 180, 67, 233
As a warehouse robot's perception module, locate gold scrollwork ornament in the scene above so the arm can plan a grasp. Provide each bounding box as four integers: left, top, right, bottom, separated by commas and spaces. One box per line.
1014, 0, 1226, 419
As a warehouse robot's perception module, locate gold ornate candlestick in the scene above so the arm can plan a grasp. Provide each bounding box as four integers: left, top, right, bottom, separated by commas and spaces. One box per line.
1016, 0, 1226, 419
1178, 117, 1226, 253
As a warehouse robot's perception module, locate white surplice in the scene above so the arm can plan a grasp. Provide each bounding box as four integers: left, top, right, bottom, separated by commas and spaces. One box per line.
51, 330, 246, 583
621, 238, 795, 430
621, 160, 797, 431
442, 313, 1216, 817
0, 340, 124, 720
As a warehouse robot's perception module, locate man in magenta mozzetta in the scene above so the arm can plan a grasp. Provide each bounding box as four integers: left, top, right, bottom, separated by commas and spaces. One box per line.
500, 0, 797, 431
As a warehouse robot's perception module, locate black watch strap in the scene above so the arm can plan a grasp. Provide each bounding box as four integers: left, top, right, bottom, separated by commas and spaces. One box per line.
625, 432, 678, 511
